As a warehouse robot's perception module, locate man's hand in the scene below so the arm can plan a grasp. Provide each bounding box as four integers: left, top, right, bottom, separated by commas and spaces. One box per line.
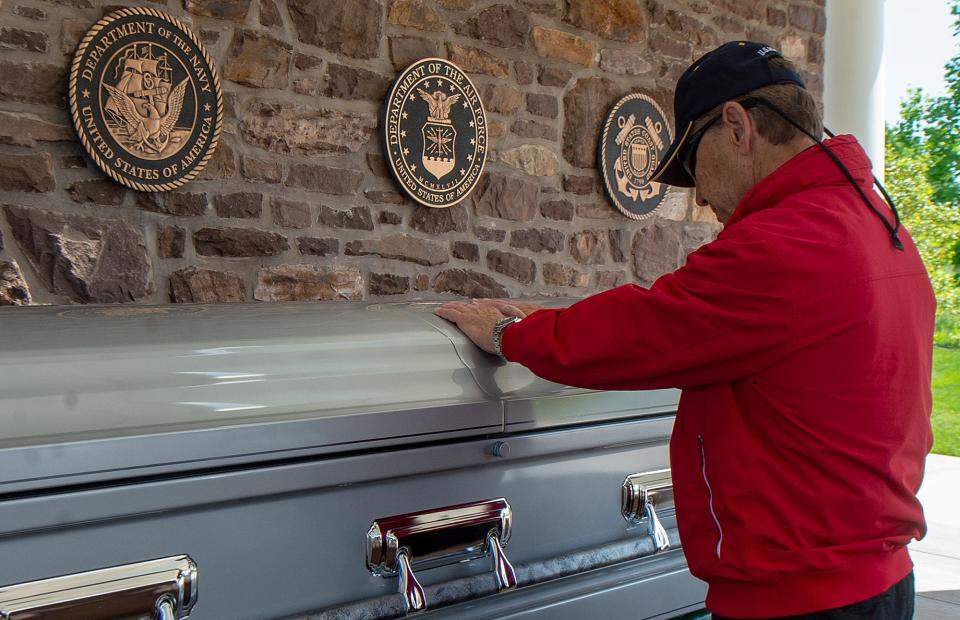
474, 298, 545, 318
434, 300, 508, 354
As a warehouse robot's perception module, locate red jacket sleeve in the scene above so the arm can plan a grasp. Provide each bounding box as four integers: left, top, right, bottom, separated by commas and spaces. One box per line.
500, 229, 796, 390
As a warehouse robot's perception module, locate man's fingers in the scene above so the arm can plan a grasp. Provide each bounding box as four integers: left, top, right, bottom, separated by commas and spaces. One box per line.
434, 306, 463, 322
436, 299, 509, 335
435, 301, 483, 322
436, 301, 469, 315
475, 299, 510, 310
476, 299, 536, 317
433, 299, 503, 355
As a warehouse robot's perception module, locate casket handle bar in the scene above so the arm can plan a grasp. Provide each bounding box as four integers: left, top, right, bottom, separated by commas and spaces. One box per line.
622, 469, 674, 552
366, 498, 517, 614
0, 555, 197, 620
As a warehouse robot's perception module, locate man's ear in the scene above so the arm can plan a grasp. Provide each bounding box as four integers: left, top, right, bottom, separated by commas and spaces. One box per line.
721, 101, 753, 154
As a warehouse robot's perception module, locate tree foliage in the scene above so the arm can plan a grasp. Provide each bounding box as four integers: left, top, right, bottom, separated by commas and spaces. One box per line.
884, 139, 960, 346
885, 0, 960, 346
888, 1, 960, 204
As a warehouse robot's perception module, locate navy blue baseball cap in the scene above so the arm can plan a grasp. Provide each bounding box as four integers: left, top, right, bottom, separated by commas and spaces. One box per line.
650, 41, 806, 188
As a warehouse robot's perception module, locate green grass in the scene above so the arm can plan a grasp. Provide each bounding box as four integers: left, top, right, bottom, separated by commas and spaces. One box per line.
932, 345, 960, 456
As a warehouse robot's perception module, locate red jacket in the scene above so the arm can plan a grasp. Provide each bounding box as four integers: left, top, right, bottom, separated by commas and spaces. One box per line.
502, 136, 934, 617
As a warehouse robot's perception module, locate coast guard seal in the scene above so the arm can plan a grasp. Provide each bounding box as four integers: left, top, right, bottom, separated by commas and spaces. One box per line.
599, 94, 672, 220
68, 8, 222, 192
383, 58, 487, 208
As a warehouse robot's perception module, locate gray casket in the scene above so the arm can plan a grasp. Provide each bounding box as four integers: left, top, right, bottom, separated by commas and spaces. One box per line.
0, 300, 706, 619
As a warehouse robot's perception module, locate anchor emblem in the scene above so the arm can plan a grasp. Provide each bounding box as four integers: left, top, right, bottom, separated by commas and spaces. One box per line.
613, 113, 662, 201
599, 93, 672, 219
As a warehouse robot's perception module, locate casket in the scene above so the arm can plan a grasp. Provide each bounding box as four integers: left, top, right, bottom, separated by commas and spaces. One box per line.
0, 300, 706, 619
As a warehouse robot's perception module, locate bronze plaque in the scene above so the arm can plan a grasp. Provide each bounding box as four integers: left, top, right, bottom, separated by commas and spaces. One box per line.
599, 93, 672, 220
383, 58, 488, 208
68, 8, 223, 192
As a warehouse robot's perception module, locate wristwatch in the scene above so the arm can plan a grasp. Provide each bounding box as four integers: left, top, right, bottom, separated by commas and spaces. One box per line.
492, 316, 521, 359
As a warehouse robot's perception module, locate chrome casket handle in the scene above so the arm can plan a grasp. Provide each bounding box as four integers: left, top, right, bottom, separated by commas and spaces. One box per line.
366, 498, 517, 614
622, 469, 673, 552
0, 555, 197, 619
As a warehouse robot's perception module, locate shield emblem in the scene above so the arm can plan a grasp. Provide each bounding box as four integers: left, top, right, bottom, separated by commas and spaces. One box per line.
630, 141, 648, 174
422, 121, 456, 179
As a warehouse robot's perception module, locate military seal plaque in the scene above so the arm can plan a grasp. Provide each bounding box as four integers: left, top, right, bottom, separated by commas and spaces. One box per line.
68, 8, 222, 192
384, 58, 487, 208
599, 94, 673, 220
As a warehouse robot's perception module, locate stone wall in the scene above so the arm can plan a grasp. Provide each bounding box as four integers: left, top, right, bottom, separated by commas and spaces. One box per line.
0, 0, 825, 305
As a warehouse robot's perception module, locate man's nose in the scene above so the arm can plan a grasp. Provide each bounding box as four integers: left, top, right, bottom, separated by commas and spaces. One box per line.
694, 190, 710, 207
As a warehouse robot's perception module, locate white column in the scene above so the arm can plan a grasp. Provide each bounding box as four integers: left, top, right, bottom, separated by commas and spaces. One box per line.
823, 0, 886, 181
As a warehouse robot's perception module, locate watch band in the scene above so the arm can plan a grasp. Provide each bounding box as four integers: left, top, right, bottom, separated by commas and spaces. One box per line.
492, 316, 521, 358
492, 316, 520, 359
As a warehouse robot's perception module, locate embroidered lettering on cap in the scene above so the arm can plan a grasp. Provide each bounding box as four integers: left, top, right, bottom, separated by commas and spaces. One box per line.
757, 46, 777, 56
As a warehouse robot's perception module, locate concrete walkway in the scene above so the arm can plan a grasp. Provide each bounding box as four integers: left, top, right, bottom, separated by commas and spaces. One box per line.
911, 453, 960, 618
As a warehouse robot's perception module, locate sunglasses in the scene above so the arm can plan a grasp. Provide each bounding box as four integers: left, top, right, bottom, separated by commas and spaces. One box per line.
680, 98, 763, 181
680, 115, 719, 181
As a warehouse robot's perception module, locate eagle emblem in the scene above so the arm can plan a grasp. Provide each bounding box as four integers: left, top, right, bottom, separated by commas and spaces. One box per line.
98, 43, 193, 159
68, 8, 223, 191
417, 89, 460, 179
103, 79, 189, 155
417, 89, 461, 123
383, 58, 488, 207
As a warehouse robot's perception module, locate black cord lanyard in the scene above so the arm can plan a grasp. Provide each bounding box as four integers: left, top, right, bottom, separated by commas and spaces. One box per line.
740, 97, 904, 251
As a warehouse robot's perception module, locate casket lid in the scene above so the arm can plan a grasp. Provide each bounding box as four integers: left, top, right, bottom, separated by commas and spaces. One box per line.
0, 300, 676, 493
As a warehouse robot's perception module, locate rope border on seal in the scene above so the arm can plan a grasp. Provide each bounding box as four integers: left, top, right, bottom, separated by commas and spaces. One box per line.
599, 92, 675, 221
68, 7, 224, 193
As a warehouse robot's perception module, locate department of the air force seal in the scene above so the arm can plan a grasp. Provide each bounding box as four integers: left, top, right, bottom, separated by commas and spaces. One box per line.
599, 93, 673, 220
384, 58, 487, 208
68, 8, 222, 192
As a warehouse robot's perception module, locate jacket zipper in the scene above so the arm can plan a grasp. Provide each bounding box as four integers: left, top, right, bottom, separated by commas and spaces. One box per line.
698, 434, 724, 559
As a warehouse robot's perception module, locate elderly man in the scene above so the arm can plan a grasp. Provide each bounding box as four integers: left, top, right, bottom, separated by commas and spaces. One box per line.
436, 41, 933, 620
